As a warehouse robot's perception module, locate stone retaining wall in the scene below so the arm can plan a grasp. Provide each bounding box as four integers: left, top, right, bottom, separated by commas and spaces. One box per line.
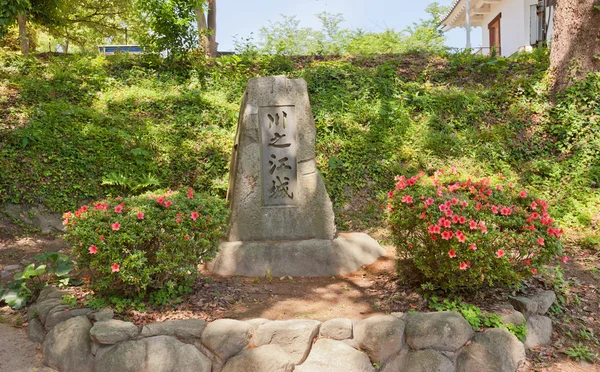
27, 287, 555, 372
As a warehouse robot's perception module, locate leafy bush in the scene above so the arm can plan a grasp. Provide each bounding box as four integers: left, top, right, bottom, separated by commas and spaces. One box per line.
388, 171, 564, 291
64, 189, 228, 298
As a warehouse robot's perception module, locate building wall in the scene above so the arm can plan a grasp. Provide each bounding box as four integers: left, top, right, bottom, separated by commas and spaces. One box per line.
480, 0, 539, 56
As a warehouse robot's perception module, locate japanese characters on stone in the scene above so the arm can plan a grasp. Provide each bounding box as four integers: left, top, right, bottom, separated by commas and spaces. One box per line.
260, 106, 297, 206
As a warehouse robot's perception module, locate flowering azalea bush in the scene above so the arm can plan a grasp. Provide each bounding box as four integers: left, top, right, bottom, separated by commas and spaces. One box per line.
388, 170, 565, 291
64, 188, 228, 297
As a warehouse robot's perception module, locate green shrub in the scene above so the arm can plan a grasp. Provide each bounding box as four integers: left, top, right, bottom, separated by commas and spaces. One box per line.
388, 171, 564, 291
64, 189, 228, 298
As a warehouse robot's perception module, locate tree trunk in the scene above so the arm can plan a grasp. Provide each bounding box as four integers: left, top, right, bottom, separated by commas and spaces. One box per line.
207, 0, 217, 58
17, 13, 29, 56
549, 0, 600, 93
64, 39, 69, 54
195, 7, 209, 54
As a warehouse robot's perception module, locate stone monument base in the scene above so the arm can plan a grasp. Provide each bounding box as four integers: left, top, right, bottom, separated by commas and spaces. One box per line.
209, 233, 386, 277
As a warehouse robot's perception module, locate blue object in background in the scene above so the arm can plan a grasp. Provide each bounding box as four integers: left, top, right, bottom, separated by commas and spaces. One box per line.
98, 45, 144, 55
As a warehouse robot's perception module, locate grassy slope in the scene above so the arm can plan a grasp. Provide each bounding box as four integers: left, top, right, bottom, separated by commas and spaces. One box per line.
0, 50, 598, 245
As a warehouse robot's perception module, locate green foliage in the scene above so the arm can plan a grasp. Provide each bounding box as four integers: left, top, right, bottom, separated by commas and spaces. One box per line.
0, 252, 75, 309
428, 295, 527, 341
564, 343, 599, 363
64, 188, 228, 298
388, 172, 564, 291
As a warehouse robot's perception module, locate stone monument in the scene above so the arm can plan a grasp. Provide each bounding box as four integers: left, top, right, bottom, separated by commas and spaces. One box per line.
210, 76, 385, 276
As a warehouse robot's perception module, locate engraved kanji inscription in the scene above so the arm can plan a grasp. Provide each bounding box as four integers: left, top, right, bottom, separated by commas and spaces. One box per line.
260, 106, 297, 207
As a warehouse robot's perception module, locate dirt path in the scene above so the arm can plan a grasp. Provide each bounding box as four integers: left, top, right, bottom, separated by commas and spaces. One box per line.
0, 324, 54, 372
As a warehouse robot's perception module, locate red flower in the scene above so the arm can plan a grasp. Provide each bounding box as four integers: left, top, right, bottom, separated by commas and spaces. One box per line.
496, 184, 503, 191
388, 191, 394, 199
519, 190, 528, 198
496, 249, 505, 258
460, 201, 468, 207
476, 203, 482, 211
111, 222, 120, 231
451, 198, 459, 205
469, 220, 478, 230
401, 195, 413, 204
176, 217, 181, 224
448, 249, 457, 258
561, 256, 569, 263
537, 237, 545, 246
509, 182, 515, 188
500, 206, 512, 216
167, 189, 173, 195
164, 200, 172, 208
530, 201, 538, 210
456, 232, 466, 243
419, 211, 426, 219
441, 231, 453, 240
111, 263, 120, 273
157, 196, 166, 205
88, 245, 98, 254
452, 215, 459, 223
94, 202, 108, 211
137, 212, 144, 220
525, 259, 531, 266
469, 243, 477, 251
99, 235, 105, 241
191, 211, 199, 221
491, 205, 499, 214
425, 198, 435, 206
531, 268, 537, 275
114, 202, 124, 213
479, 222, 488, 234
459, 262, 469, 270
458, 216, 466, 224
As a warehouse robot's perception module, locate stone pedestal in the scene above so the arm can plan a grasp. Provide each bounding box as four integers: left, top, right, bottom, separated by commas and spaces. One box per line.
211, 76, 384, 276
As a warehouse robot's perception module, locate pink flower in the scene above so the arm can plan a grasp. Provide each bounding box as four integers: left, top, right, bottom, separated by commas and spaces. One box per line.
442, 219, 451, 228
176, 217, 181, 224
479, 222, 488, 234
111, 222, 120, 231
401, 195, 413, 204
500, 206, 512, 216
537, 237, 545, 246
460, 200, 468, 207
114, 203, 124, 213
425, 198, 435, 206
531, 201, 538, 210
99, 235, 105, 241
531, 268, 537, 275
388, 191, 394, 199
456, 233, 466, 243
469, 220, 478, 230
496, 249, 505, 258
452, 215, 459, 223
419, 211, 426, 219
509, 182, 515, 188
491, 205, 499, 214
458, 216, 466, 224
451, 198, 458, 205
187, 187, 195, 198
561, 256, 569, 263
441, 231, 453, 240
164, 200, 172, 208
519, 190, 528, 198
460, 262, 469, 270
469, 243, 477, 251
94, 202, 109, 211
111, 263, 120, 273
525, 259, 531, 266
448, 249, 457, 258
476, 203, 482, 211
88, 245, 98, 254
157, 196, 165, 205
191, 211, 199, 221
137, 212, 144, 220
496, 184, 503, 191
439, 204, 447, 212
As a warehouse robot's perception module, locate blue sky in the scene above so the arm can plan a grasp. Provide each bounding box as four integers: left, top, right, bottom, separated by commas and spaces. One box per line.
217, 0, 482, 51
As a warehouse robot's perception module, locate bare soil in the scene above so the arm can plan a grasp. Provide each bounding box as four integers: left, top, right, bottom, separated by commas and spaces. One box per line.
1, 223, 599, 371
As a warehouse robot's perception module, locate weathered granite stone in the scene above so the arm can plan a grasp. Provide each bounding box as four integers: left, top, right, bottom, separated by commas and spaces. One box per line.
531, 291, 556, 315
251, 319, 321, 364
88, 308, 115, 322
43, 316, 93, 372
0, 264, 22, 280
225, 76, 336, 242
27, 304, 38, 321
391, 312, 405, 319
141, 319, 206, 339
510, 291, 555, 316
509, 296, 539, 316
353, 314, 405, 363
405, 311, 473, 352
384, 349, 454, 372
246, 318, 270, 331
456, 328, 525, 372
2, 203, 65, 233
95, 335, 211, 372
296, 338, 374, 372
36, 299, 64, 325
494, 305, 526, 326
27, 317, 45, 344
212, 233, 385, 277
37, 286, 66, 303
524, 315, 553, 349
320, 317, 353, 340
221, 344, 295, 372
343, 338, 361, 349
90, 319, 140, 344
201, 319, 253, 360
45, 307, 93, 330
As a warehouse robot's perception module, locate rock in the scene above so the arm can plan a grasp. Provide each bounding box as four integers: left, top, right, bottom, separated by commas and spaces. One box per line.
27, 317, 45, 344
353, 314, 405, 364
37, 286, 66, 303
27, 304, 38, 322
201, 319, 253, 360
246, 318, 270, 331
384, 349, 454, 372
221, 344, 295, 372
212, 233, 385, 277
510, 291, 555, 316
251, 319, 321, 364
43, 316, 94, 372
296, 338, 374, 372
90, 319, 140, 344
88, 308, 115, 322
2, 203, 64, 233
45, 307, 93, 330
36, 299, 64, 325
493, 305, 526, 326
343, 338, 361, 350
95, 335, 212, 372
524, 315, 553, 349
405, 311, 473, 352
141, 319, 207, 339
320, 318, 353, 340
225, 76, 336, 242
456, 328, 525, 372
0, 264, 22, 280
391, 312, 405, 319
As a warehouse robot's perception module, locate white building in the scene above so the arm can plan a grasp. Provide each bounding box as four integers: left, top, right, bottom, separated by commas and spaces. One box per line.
441, 0, 555, 57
